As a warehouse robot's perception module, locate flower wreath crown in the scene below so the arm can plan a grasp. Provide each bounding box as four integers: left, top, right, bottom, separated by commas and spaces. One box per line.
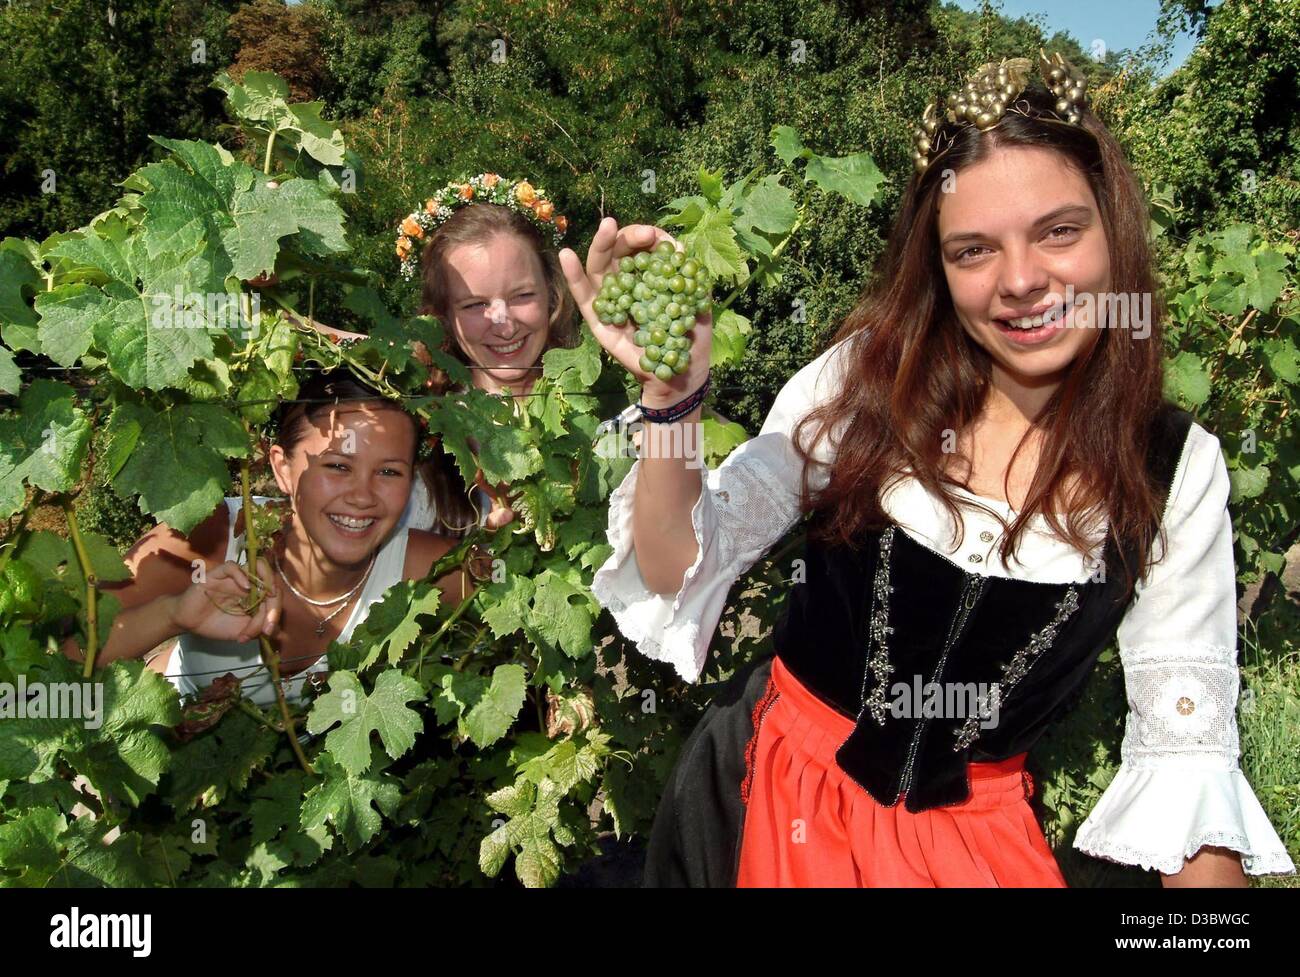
395, 173, 569, 281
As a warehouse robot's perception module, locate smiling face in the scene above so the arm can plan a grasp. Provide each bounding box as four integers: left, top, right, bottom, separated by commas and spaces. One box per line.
268, 403, 417, 569
937, 144, 1111, 399
439, 232, 551, 397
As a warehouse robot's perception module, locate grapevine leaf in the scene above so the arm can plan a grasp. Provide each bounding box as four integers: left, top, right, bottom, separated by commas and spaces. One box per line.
1229, 464, 1270, 503
333, 578, 443, 671
63, 661, 183, 807
0, 343, 18, 395
710, 308, 751, 368
660, 195, 708, 232
1163, 351, 1211, 409
166, 709, 277, 813
306, 670, 425, 775
680, 207, 744, 282
1262, 337, 1300, 384
0, 247, 41, 352
771, 125, 811, 166
300, 748, 402, 850
462, 663, 527, 748
530, 570, 595, 659
0, 380, 90, 518
733, 174, 798, 248
803, 150, 886, 208
107, 400, 247, 533
702, 412, 751, 467
698, 165, 724, 204
0, 807, 67, 884
480, 574, 536, 640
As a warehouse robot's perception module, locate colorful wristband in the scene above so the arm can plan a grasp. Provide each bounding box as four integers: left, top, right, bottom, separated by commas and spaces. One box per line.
637, 372, 711, 424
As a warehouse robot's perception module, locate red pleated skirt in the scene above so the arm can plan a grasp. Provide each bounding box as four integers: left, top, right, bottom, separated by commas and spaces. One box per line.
735, 655, 1068, 887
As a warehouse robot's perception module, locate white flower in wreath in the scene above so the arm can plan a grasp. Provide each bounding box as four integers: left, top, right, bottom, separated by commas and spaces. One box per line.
1143, 674, 1218, 745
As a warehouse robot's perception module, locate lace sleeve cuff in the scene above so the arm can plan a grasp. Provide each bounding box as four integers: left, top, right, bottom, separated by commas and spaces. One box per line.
1072, 641, 1296, 877
1073, 766, 1296, 876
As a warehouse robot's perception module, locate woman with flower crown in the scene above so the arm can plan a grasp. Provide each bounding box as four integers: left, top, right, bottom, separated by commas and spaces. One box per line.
562, 52, 1296, 886
391, 174, 583, 537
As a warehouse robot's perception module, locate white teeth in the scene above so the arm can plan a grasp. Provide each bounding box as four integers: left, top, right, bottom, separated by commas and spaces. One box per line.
489, 339, 525, 354
328, 514, 375, 530
1005, 306, 1065, 330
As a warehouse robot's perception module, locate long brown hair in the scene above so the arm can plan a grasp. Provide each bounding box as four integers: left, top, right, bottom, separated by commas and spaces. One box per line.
792, 83, 1167, 598
414, 201, 579, 536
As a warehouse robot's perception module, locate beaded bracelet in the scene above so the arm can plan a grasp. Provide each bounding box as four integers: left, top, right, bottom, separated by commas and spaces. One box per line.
637, 371, 711, 424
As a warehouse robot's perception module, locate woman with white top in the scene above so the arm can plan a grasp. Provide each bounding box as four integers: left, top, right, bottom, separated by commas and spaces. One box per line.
63, 373, 472, 708
561, 53, 1295, 886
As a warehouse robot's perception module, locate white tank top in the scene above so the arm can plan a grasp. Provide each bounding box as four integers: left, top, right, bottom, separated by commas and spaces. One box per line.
165, 497, 411, 707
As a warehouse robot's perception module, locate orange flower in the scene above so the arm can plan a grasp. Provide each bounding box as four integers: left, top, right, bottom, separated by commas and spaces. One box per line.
514, 181, 537, 205
424, 199, 437, 214
535, 200, 554, 221
555, 214, 568, 234
482, 173, 501, 188
396, 237, 412, 257
401, 216, 424, 238
460, 184, 474, 200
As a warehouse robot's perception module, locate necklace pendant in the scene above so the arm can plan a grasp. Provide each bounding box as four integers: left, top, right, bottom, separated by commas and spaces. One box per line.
315, 622, 327, 636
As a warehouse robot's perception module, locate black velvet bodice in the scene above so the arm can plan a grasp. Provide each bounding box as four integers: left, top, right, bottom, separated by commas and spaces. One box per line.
771, 405, 1194, 813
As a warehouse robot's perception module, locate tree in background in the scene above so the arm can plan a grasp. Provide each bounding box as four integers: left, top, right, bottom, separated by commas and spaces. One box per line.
0, 0, 241, 239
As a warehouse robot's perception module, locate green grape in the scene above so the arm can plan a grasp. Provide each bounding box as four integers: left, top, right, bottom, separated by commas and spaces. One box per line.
605, 240, 714, 380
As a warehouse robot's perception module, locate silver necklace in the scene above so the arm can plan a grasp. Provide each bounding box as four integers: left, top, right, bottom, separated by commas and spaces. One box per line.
273, 551, 377, 635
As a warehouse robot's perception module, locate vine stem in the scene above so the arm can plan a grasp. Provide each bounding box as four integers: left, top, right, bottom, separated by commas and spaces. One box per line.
1207, 307, 1258, 389
241, 455, 314, 776
263, 130, 276, 176
63, 503, 99, 679
236, 697, 284, 733
410, 587, 478, 678
715, 209, 807, 315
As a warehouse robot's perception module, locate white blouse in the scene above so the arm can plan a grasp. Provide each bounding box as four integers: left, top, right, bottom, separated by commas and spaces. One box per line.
591, 333, 1295, 878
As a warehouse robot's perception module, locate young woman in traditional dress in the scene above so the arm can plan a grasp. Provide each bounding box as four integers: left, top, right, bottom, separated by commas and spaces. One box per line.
563, 53, 1295, 886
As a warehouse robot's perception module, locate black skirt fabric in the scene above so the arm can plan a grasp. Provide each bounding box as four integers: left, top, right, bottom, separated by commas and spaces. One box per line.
643, 654, 776, 887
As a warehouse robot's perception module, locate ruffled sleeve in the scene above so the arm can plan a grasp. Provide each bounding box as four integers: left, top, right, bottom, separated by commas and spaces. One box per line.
1073, 423, 1296, 877
591, 337, 856, 683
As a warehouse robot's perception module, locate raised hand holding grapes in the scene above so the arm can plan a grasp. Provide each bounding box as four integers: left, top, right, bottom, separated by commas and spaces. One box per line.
559, 217, 712, 409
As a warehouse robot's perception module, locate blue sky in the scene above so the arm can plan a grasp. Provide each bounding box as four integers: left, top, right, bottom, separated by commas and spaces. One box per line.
951, 0, 1200, 73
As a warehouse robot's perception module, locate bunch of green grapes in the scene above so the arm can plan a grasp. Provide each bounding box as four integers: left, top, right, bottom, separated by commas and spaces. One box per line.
594, 240, 713, 382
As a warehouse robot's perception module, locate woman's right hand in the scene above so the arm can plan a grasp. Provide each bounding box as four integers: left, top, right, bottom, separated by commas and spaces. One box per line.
559, 217, 713, 408
169, 559, 281, 644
